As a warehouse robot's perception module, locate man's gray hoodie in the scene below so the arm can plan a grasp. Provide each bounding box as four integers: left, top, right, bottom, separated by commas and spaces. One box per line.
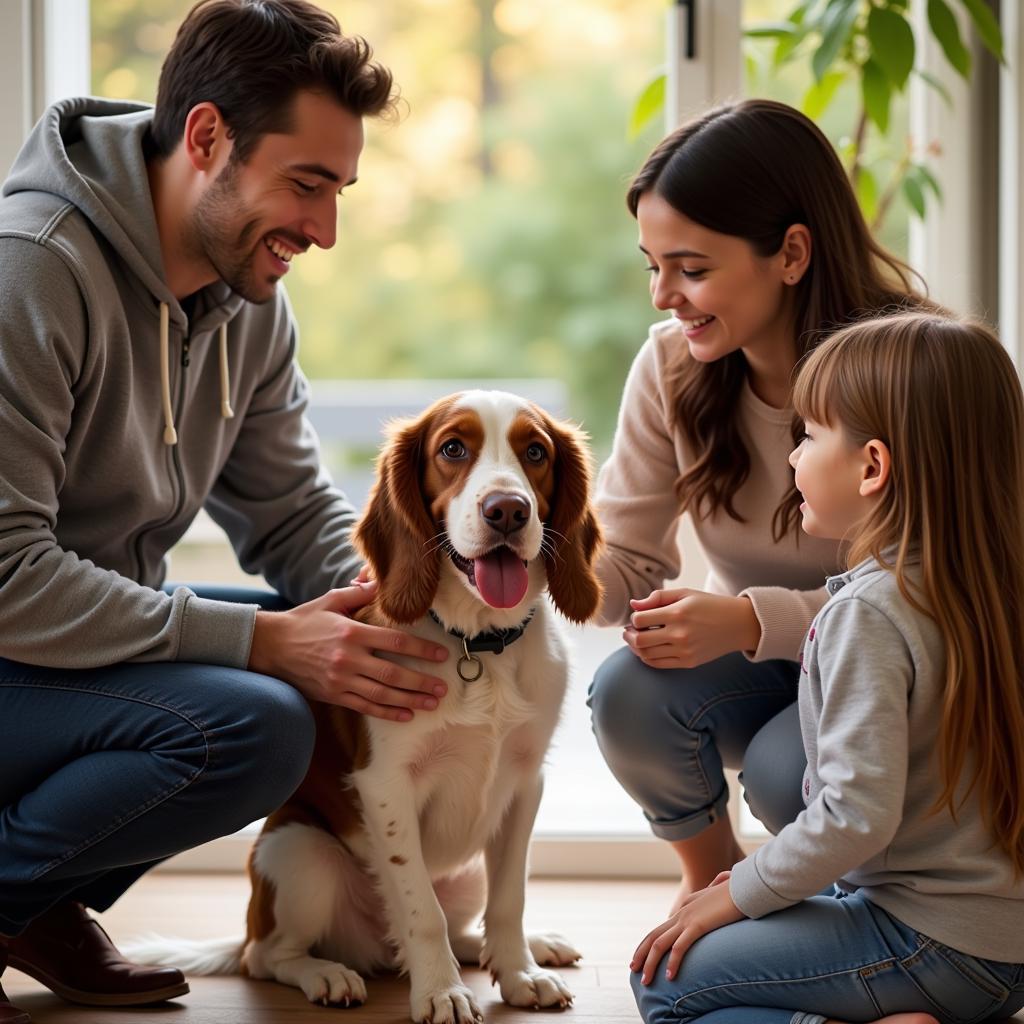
0, 98, 362, 670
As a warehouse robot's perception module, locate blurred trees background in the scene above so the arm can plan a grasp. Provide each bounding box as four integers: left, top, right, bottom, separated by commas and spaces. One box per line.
92, 0, 911, 454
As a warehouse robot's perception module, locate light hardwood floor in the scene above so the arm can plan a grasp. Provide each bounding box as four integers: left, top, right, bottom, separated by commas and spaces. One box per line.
4, 874, 661, 1024
6, 873, 1023, 1024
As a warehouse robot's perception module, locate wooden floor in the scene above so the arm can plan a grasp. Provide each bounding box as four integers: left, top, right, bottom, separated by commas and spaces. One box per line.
7, 874, 1023, 1024
4, 874, 663, 1024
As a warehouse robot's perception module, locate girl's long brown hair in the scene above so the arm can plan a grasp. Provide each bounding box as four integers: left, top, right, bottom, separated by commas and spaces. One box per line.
793, 312, 1024, 876
627, 99, 931, 540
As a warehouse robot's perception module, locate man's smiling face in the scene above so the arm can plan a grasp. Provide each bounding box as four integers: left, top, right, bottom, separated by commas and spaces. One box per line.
189, 89, 363, 304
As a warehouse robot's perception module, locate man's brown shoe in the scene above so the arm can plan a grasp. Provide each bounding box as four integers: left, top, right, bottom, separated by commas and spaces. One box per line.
6, 901, 188, 1007
0, 939, 33, 1024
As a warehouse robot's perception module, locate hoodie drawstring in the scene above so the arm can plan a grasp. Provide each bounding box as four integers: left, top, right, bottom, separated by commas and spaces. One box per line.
219, 322, 234, 420
159, 301, 235, 446
159, 302, 177, 446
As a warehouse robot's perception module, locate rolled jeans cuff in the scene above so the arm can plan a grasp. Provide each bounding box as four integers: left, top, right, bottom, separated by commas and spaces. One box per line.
648, 787, 730, 841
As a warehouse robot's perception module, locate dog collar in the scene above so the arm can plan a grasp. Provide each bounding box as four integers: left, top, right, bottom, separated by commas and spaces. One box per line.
428, 609, 536, 681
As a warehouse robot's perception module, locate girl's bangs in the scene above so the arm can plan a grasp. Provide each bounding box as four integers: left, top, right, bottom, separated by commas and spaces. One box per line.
792, 340, 844, 427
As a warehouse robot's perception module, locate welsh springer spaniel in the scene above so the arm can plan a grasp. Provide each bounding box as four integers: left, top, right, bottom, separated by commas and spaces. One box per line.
137, 390, 602, 1023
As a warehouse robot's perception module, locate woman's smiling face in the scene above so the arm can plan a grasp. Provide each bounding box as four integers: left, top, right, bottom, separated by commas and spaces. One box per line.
636, 190, 796, 364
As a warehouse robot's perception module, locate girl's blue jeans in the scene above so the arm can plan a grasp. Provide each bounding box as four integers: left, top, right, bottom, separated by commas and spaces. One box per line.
631, 889, 1024, 1024
0, 585, 311, 936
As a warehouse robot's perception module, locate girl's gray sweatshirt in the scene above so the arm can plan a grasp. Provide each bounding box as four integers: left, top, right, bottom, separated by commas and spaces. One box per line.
0, 98, 362, 670
730, 557, 1024, 962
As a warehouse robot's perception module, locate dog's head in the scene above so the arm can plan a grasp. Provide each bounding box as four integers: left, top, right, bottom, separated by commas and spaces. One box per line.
354, 390, 603, 629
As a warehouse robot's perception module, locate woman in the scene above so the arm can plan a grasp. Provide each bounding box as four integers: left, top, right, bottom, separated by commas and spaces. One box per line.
588, 98, 933, 912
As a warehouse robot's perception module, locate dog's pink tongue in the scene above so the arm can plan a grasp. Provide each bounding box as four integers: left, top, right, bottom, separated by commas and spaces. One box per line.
474, 548, 529, 608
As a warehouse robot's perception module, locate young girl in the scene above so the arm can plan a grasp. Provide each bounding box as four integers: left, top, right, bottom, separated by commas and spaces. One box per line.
629, 311, 1024, 1024
588, 99, 935, 912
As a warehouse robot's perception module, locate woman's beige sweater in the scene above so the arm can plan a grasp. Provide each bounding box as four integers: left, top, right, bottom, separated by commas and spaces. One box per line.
595, 319, 842, 662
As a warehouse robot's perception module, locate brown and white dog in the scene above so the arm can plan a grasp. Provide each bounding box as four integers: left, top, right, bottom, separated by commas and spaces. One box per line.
135, 390, 602, 1023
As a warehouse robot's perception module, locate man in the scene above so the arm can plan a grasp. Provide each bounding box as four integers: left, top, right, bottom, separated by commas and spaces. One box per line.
0, 2, 451, 1021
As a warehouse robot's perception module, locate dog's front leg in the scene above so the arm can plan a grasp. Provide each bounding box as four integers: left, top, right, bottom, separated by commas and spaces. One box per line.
481, 773, 577, 1009
356, 769, 482, 1024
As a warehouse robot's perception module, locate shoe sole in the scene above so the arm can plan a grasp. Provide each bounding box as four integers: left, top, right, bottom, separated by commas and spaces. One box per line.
6, 957, 189, 1007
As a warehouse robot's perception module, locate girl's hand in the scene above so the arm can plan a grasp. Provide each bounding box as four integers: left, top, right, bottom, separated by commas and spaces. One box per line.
631, 872, 745, 984
623, 589, 761, 668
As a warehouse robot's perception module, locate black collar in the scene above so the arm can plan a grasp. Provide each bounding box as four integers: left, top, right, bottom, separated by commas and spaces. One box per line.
428, 608, 535, 655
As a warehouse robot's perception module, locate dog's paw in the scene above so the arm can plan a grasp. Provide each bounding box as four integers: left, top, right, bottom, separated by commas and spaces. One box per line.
411, 982, 483, 1024
499, 967, 573, 1009
298, 962, 367, 1007
528, 933, 582, 967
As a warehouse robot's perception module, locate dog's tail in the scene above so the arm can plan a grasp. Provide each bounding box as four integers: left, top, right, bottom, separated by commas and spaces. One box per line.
123, 934, 244, 975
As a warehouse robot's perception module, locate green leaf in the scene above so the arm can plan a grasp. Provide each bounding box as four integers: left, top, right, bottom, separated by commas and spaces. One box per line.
856, 165, 878, 222
862, 57, 892, 134
802, 69, 846, 119
959, 0, 1004, 63
812, 0, 859, 82
914, 68, 953, 107
629, 72, 665, 140
774, 29, 805, 67
867, 7, 915, 90
788, 2, 811, 25
744, 51, 761, 89
744, 21, 800, 39
903, 174, 927, 218
912, 163, 943, 202
927, 0, 971, 78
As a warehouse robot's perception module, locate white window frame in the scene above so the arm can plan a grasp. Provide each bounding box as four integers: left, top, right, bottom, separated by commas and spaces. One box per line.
665, 0, 743, 129
908, 0, 1000, 323
0, 0, 90, 178
999, 0, 1024, 368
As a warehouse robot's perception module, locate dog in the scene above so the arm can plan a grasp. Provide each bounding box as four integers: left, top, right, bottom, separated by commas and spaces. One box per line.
134, 390, 602, 1023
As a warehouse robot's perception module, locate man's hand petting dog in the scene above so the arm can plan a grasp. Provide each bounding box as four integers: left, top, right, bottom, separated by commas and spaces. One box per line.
247, 582, 450, 721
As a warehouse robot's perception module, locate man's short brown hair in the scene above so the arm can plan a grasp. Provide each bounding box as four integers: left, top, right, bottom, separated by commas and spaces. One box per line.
150, 0, 397, 161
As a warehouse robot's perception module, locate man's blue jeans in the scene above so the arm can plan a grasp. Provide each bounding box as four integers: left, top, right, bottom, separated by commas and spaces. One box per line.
631, 889, 1024, 1024
0, 585, 313, 936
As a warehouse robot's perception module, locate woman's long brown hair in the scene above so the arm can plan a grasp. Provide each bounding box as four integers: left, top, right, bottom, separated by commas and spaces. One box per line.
793, 312, 1024, 876
627, 99, 931, 540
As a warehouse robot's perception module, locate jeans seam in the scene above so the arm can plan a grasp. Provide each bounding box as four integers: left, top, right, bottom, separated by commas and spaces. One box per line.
682, 686, 795, 731
682, 686, 794, 810
673, 958, 895, 1016
1, 680, 213, 880
925, 941, 1010, 1002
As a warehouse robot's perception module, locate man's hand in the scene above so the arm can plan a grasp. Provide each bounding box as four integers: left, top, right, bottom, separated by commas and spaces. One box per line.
623, 589, 761, 669
248, 582, 450, 722
631, 872, 744, 984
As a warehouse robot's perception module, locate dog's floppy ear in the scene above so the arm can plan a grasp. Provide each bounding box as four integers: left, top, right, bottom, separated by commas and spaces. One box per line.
541, 414, 604, 624
354, 413, 441, 624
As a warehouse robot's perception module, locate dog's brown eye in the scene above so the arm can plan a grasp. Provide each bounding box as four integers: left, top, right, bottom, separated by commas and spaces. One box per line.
525, 443, 547, 464
440, 439, 467, 460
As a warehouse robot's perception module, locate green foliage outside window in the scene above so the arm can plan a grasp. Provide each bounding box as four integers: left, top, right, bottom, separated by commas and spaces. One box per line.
632, 0, 1005, 238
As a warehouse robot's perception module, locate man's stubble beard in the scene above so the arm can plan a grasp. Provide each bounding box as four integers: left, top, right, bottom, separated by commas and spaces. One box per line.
186, 158, 277, 305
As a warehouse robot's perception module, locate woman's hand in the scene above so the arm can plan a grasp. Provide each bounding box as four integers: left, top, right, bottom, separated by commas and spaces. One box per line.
623, 589, 761, 668
631, 872, 745, 984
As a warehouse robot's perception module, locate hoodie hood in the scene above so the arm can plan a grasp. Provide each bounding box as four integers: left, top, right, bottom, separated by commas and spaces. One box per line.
4, 97, 244, 442
3, 97, 177, 309
3, 96, 245, 331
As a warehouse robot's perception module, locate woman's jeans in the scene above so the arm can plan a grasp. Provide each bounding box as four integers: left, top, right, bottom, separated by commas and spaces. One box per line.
0, 585, 312, 936
588, 646, 804, 840
631, 889, 1024, 1024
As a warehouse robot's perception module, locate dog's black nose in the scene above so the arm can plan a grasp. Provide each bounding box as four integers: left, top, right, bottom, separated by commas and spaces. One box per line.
480, 492, 530, 535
